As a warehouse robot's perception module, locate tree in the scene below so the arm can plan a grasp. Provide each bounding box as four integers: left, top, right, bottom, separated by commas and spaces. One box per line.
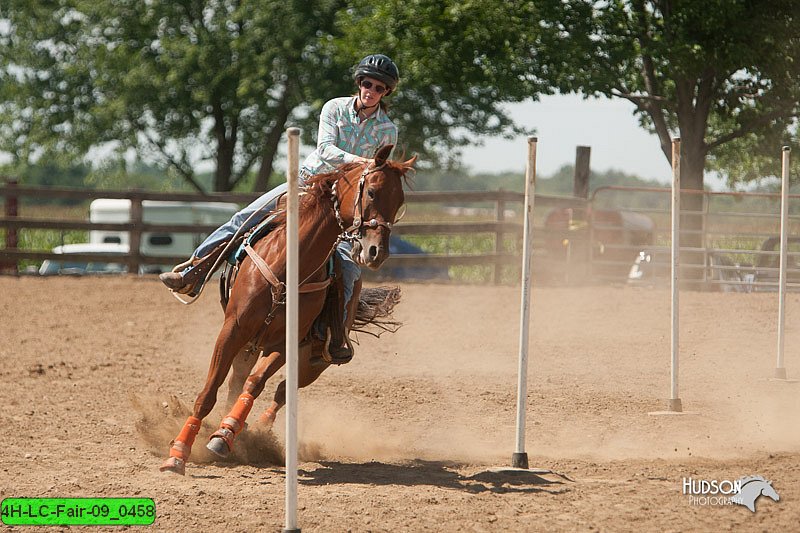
1, 0, 548, 192
531, 0, 800, 277
1, 0, 353, 192
330, 0, 547, 167
535, 0, 800, 192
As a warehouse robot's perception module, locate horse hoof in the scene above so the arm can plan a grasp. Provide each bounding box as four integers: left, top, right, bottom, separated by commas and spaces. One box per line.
159, 457, 186, 475
206, 436, 231, 458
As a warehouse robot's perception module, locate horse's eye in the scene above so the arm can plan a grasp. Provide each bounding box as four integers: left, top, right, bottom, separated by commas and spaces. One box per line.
367, 188, 375, 200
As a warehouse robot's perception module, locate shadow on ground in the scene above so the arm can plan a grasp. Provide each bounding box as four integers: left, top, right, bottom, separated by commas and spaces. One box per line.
296, 460, 573, 495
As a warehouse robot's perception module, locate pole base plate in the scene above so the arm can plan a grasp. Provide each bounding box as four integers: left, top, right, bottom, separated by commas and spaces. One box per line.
511, 452, 528, 469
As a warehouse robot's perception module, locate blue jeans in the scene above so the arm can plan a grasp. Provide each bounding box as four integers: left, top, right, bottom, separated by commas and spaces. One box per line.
192, 180, 361, 312
194, 183, 289, 258
336, 241, 361, 321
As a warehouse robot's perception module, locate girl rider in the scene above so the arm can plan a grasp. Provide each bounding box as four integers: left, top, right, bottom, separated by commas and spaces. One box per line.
159, 54, 401, 362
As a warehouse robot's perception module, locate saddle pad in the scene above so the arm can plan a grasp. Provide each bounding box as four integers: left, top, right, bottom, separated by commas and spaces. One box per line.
229, 212, 281, 265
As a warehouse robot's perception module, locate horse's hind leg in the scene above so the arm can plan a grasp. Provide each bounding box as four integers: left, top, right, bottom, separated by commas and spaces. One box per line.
259, 342, 328, 429
160, 315, 259, 475
206, 347, 286, 457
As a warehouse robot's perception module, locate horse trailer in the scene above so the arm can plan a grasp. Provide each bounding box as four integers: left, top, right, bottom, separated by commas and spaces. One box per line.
89, 198, 239, 272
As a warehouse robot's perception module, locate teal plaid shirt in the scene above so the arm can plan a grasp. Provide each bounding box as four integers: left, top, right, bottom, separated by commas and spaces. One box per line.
300, 96, 398, 176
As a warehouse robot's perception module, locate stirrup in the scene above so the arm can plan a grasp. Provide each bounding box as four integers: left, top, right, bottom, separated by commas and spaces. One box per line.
321, 327, 354, 365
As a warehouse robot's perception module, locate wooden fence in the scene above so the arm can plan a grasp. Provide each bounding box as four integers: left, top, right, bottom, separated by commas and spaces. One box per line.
0, 180, 585, 283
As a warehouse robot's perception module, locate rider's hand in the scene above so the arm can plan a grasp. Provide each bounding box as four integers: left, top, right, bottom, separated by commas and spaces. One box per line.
355, 157, 374, 165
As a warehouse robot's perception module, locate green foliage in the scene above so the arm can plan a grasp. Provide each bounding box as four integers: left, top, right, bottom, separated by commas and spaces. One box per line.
706, 127, 800, 188
333, 0, 546, 167
0, 0, 354, 192
0, 0, 549, 191
533, 0, 800, 189
4, 0, 798, 194
413, 164, 665, 197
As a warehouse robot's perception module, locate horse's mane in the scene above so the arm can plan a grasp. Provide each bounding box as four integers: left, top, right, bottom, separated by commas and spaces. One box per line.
260, 159, 414, 232
303, 158, 415, 192
739, 475, 769, 486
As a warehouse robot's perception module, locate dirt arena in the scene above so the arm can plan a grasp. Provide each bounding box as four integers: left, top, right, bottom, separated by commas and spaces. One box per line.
1, 275, 798, 532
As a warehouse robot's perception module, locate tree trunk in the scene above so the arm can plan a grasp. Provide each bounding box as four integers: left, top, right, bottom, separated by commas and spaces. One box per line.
255, 91, 292, 192
679, 136, 707, 286
216, 141, 235, 192
213, 99, 238, 192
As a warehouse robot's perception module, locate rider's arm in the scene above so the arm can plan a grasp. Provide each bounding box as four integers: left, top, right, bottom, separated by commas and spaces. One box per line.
316, 99, 359, 166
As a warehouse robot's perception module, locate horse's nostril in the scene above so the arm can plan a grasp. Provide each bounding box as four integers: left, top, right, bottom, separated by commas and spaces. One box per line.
369, 245, 378, 259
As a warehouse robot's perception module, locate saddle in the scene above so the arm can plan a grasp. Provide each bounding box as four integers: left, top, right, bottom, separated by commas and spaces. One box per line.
218, 220, 354, 365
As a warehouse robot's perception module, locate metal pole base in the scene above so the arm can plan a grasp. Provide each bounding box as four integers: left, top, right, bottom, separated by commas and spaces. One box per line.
667, 398, 683, 412
511, 452, 529, 469
774, 367, 788, 380
283, 529, 301, 533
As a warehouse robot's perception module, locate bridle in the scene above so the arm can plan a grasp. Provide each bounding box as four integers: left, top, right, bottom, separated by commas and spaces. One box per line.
330, 161, 400, 244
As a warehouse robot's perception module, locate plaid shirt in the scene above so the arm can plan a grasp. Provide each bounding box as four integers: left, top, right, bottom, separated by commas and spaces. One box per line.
300, 96, 398, 176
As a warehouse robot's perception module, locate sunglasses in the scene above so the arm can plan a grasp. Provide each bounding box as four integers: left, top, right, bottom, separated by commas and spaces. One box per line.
360, 80, 387, 94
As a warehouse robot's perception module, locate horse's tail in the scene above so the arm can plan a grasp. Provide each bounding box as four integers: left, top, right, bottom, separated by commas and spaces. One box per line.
353, 286, 402, 337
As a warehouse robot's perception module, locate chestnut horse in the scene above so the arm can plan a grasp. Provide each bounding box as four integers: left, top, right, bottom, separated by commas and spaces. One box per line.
160, 145, 415, 475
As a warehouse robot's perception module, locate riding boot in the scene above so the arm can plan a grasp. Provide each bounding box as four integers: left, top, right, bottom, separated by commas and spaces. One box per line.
159, 242, 228, 296
325, 321, 354, 365
322, 259, 354, 365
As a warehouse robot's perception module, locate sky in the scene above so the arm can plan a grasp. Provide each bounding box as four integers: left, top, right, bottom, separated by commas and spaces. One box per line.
460, 93, 672, 182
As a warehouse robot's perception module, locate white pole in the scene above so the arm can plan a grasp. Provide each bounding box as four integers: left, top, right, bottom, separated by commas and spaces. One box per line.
775, 146, 790, 380
513, 136, 537, 469
669, 138, 683, 412
284, 127, 301, 533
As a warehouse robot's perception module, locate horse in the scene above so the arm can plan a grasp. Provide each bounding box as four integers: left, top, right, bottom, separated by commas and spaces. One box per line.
160, 144, 415, 475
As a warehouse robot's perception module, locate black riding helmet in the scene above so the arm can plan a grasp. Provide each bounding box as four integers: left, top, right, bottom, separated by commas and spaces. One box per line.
353, 54, 400, 94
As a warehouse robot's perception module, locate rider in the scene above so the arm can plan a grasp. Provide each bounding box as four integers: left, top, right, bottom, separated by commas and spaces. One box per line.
159, 53, 400, 361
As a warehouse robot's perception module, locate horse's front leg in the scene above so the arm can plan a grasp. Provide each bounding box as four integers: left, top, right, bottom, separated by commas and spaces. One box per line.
226, 346, 258, 409
206, 347, 286, 458
160, 314, 260, 475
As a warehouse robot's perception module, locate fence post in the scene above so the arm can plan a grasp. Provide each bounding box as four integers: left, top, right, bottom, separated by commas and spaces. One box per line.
129, 192, 143, 275
494, 190, 505, 284
573, 146, 591, 200
2, 178, 19, 274
702, 192, 709, 285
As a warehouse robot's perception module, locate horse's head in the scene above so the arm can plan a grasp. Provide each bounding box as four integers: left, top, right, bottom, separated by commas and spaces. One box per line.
337, 145, 416, 269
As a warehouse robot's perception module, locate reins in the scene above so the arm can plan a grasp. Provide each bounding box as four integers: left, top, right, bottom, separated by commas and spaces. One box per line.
331, 161, 395, 243
246, 160, 392, 354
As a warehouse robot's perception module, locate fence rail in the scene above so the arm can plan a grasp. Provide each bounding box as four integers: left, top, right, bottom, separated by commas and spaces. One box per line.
0, 182, 585, 282
3, 181, 795, 288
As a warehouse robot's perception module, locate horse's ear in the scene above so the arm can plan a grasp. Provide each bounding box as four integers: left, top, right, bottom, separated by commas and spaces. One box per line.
402, 154, 418, 169
374, 144, 393, 166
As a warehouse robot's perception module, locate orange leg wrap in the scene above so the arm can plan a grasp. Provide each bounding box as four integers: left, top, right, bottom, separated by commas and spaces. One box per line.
220, 393, 255, 434
169, 416, 201, 460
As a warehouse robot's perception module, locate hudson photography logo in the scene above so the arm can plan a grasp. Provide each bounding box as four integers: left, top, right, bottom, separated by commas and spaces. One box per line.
682, 475, 780, 512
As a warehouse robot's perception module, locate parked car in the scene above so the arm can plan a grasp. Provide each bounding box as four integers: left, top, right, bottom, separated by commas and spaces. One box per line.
748, 237, 800, 290
365, 235, 450, 281
628, 237, 800, 292
89, 198, 240, 273
39, 243, 129, 276
628, 249, 747, 291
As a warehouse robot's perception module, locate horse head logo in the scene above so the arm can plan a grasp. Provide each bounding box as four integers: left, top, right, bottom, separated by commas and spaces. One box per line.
731, 476, 780, 513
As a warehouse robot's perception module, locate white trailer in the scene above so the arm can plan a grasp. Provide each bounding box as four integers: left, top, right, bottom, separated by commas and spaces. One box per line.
89, 199, 239, 266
